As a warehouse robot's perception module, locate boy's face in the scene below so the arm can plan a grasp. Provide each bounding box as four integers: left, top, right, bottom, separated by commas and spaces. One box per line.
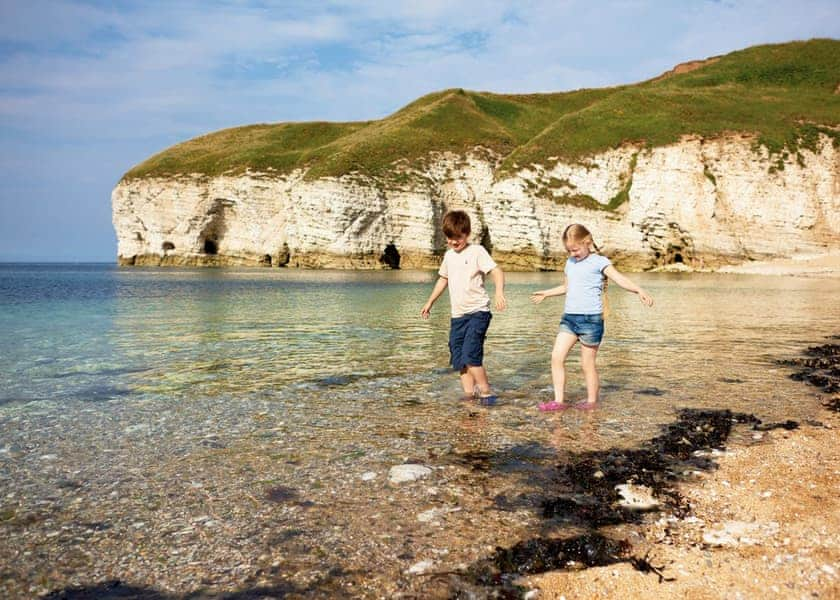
446, 234, 469, 252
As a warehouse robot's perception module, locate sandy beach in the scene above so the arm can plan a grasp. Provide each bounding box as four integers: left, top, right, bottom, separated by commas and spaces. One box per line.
716, 251, 840, 278
529, 412, 839, 599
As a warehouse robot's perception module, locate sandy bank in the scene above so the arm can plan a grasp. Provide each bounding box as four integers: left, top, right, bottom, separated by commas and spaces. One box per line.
716, 251, 840, 278
528, 411, 840, 599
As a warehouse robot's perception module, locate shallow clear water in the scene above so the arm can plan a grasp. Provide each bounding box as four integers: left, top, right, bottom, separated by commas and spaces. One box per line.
1, 264, 838, 596
2, 264, 838, 427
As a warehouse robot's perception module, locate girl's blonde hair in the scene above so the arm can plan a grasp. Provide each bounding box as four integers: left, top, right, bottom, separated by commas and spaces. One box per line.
563, 224, 610, 318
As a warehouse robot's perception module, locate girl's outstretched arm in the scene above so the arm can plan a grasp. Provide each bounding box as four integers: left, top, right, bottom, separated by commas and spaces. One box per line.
531, 284, 567, 304
603, 266, 654, 306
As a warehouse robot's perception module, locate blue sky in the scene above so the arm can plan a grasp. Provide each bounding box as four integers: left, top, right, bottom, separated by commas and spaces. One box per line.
0, 0, 838, 261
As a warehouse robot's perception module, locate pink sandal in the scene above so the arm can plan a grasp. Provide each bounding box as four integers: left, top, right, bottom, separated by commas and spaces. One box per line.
538, 401, 571, 412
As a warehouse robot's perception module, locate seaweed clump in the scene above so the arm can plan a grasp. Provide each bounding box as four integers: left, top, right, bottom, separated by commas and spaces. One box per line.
778, 341, 840, 409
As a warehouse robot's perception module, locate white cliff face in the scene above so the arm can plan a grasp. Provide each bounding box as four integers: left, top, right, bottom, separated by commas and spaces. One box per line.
112, 134, 840, 270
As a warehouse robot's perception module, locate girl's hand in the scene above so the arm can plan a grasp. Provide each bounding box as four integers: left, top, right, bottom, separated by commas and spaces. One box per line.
531, 292, 546, 304
638, 289, 654, 307
420, 303, 432, 319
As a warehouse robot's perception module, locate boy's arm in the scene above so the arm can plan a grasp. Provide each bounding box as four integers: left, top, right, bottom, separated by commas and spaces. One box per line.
603, 265, 654, 306
531, 283, 566, 304
420, 276, 448, 319
489, 267, 506, 311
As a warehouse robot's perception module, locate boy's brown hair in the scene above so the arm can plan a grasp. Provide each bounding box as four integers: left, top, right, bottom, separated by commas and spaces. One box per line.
442, 210, 471, 238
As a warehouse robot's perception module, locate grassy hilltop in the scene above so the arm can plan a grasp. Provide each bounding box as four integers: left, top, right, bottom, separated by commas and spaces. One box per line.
123, 39, 840, 182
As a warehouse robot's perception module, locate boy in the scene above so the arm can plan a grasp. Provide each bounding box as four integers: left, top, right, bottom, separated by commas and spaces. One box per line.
421, 210, 506, 400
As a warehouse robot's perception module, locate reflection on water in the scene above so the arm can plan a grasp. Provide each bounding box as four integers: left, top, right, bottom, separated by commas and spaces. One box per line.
0, 265, 838, 595
2, 265, 839, 438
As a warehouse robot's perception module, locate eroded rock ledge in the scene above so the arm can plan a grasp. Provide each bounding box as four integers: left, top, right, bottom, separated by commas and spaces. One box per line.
113, 134, 840, 270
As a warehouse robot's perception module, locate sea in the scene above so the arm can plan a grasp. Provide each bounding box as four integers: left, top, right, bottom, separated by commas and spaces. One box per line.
1, 263, 838, 597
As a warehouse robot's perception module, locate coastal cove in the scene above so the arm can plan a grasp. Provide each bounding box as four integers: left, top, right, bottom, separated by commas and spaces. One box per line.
1, 265, 839, 598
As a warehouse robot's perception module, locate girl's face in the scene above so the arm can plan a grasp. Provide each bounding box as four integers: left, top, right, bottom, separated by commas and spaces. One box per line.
565, 240, 591, 260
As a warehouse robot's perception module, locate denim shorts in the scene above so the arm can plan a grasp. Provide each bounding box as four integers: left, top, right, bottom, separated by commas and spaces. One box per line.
449, 310, 492, 371
559, 313, 604, 346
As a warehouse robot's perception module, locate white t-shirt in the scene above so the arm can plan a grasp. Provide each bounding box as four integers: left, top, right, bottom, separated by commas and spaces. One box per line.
439, 244, 498, 318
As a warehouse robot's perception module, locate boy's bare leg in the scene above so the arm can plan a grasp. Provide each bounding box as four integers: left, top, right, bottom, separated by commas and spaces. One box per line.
468, 365, 492, 396
551, 333, 578, 403
579, 344, 600, 405
459, 367, 476, 396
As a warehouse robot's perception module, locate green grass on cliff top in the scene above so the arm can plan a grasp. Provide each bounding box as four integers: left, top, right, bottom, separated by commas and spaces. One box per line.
123, 39, 840, 181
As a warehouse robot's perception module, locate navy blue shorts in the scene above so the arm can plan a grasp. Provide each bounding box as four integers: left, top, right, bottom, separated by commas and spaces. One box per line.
449, 311, 492, 371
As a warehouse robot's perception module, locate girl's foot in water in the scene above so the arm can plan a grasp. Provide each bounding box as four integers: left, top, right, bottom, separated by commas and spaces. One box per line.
574, 401, 598, 411
539, 401, 571, 412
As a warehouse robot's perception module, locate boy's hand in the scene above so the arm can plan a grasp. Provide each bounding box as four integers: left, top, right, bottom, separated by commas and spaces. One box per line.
638, 289, 654, 307
420, 303, 432, 319
531, 292, 546, 304
495, 293, 507, 311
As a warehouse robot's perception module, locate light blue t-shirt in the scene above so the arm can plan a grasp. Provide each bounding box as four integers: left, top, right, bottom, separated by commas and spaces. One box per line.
564, 254, 611, 314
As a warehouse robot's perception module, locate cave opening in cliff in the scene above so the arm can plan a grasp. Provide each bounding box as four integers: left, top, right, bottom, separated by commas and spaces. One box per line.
261, 254, 272, 266
480, 225, 493, 254
203, 239, 218, 255
380, 243, 400, 269
162, 241, 175, 253
673, 253, 684, 264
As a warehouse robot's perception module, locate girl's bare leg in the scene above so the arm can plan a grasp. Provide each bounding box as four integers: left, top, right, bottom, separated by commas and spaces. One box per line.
551, 333, 578, 404
579, 343, 600, 404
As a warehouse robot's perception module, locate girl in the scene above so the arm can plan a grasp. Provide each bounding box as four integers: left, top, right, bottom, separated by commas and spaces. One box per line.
531, 224, 654, 411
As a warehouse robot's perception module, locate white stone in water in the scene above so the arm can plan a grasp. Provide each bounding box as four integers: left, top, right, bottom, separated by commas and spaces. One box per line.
407, 559, 434, 575
123, 424, 151, 434
360, 471, 377, 481
615, 484, 660, 510
389, 464, 432, 484
417, 509, 441, 523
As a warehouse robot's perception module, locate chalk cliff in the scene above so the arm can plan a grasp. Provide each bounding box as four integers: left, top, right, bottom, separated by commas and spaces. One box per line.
112, 133, 839, 270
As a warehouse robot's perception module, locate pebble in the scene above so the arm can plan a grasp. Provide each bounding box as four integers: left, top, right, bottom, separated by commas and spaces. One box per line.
407, 559, 434, 575
388, 464, 432, 484
360, 471, 377, 481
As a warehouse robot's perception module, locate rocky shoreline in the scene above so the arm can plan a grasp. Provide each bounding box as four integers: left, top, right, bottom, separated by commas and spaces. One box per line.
2, 340, 837, 599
